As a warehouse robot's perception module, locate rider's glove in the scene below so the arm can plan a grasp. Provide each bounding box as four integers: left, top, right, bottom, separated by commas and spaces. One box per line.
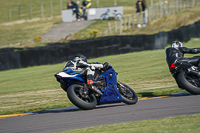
192, 48, 200, 53
90, 65, 95, 71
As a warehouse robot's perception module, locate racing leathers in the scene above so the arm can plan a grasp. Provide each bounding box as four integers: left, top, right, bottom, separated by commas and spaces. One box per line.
166, 47, 200, 69
64, 60, 108, 95
166, 47, 200, 88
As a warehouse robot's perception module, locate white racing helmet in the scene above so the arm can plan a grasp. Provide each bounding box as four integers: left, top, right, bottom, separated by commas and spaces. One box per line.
73, 54, 87, 62
171, 41, 184, 48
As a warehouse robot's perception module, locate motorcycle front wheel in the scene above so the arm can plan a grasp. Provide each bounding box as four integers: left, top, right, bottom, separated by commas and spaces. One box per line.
117, 82, 138, 104
67, 84, 97, 110
177, 71, 200, 95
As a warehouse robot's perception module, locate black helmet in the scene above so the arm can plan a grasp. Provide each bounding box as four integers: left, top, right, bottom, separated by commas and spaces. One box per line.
73, 54, 87, 62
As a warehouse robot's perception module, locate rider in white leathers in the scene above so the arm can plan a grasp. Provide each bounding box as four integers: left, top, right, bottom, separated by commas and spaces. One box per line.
64, 54, 109, 95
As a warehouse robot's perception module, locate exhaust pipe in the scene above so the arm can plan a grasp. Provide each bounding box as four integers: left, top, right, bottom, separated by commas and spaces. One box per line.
89, 86, 102, 95
188, 69, 200, 77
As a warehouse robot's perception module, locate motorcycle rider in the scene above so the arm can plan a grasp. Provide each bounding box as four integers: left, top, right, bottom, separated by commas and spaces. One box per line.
166, 41, 200, 88
64, 54, 109, 95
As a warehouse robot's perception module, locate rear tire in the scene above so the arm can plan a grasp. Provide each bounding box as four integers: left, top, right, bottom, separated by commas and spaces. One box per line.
117, 82, 138, 104
177, 71, 200, 95
67, 84, 97, 110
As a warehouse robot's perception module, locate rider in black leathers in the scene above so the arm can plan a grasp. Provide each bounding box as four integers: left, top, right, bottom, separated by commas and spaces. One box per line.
166, 41, 200, 88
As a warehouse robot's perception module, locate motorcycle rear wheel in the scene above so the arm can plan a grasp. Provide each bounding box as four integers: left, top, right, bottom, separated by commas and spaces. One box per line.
177, 71, 200, 95
117, 82, 138, 104
67, 84, 97, 110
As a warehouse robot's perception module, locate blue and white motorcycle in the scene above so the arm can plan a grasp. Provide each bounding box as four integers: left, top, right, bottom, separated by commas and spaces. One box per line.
54, 63, 138, 110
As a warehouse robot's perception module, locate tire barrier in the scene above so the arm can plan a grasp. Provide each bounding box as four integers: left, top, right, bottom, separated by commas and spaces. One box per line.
0, 21, 200, 71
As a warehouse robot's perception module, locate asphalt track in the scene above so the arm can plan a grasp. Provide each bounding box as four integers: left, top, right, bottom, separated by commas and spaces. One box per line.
41, 21, 95, 41
1, 93, 200, 133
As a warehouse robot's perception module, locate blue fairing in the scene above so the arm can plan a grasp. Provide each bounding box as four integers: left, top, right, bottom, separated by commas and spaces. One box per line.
55, 67, 123, 104
65, 68, 77, 75
55, 68, 85, 85
98, 66, 123, 104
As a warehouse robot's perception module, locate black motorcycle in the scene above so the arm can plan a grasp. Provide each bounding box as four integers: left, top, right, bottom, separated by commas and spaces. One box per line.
170, 59, 200, 94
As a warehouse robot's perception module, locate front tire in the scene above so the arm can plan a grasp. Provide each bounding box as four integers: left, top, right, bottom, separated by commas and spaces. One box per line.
67, 84, 97, 110
117, 82, 138, 104
177, 71, 200, 95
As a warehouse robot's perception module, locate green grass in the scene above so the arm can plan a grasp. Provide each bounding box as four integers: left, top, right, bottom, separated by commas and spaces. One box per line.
60, 114, 200, 133
126, 4, 200, 35
70, 3, 200, 39
0, 18, 62, 47
0, 0, 200, 115
0, 0, 68, 23
0, 0, 164, 47
0, 38, 200, 115
0, 0, 157, 24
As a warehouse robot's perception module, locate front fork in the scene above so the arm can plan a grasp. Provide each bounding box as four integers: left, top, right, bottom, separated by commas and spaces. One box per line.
79, 84, 90, 99
117, 81, 125, 93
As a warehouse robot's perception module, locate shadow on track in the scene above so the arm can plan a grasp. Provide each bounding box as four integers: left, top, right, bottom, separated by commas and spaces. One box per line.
30, 92, 192, 114
31, 103, 127, 114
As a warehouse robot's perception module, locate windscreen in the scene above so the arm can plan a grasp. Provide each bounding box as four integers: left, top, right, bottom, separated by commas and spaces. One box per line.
63, 61, 74, 70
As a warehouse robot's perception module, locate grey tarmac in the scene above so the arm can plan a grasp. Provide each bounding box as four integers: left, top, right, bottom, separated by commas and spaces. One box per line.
41, 21, 95, 41
1, 94, 200, 133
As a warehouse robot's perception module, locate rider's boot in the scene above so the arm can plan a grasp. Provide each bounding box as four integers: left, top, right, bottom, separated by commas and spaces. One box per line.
87, 75, 102, 95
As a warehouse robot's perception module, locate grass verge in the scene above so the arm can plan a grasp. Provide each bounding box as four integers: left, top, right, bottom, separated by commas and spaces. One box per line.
59, 114, 200, 133
0, 0, 159, 24
0, 38, 199, 115
70, 3, 200, 39
0, 17, 62, 47
1, 1, 199, 47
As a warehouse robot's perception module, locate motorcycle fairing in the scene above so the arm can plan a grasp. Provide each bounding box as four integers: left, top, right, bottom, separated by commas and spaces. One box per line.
65, 68, 77, 75
98, 66, 123, 104
54, 69, 85, 85
55, 67, 123, 104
